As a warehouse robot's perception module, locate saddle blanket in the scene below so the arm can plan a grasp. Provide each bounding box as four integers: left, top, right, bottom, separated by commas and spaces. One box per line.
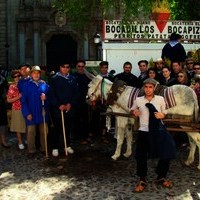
164, 87, 176, 109
128, 88, 140, 108
128, 87, 176, 109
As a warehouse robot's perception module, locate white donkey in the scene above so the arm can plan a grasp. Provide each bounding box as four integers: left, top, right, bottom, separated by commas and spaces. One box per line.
87, 75, 200, 170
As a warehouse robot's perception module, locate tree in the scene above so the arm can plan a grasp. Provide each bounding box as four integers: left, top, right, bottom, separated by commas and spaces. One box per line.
169, 0, 200, 20
51, 0, 153, 31
51, 0, 200, 31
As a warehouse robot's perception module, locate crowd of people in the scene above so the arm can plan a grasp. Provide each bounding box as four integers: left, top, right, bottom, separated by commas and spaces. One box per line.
1, 57, 199, 151
0, 32, 200, 192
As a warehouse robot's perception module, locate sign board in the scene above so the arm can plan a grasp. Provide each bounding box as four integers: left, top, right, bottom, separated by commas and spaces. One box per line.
103, 20, 200, 42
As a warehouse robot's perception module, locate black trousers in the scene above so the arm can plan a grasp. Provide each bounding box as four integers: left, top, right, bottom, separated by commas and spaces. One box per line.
51, 111, 73, 150
135, 131, 170, 180
74, 104, 90, 140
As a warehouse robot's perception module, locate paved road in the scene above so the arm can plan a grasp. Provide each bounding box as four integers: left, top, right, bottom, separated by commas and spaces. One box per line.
0, 132, 199, 200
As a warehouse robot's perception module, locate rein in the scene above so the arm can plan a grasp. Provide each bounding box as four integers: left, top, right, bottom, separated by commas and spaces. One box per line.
90, 78, 102, 100
89, 77, 108, 105
90, 77, 131, 113
101, 78, 107, 104
114, 101, 130, 113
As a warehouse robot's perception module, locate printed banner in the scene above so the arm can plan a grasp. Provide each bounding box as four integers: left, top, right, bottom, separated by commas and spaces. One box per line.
103, 20, 200, 41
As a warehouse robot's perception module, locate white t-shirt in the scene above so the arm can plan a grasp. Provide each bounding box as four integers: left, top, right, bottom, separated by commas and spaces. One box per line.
130, 95, 166, 132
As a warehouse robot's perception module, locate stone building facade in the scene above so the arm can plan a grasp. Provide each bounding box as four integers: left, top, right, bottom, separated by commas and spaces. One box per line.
0, 0, 101, 71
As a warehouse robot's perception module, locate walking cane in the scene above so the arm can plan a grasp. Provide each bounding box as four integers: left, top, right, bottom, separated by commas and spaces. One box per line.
42, 100, 48, 158
61, 110, 68, 156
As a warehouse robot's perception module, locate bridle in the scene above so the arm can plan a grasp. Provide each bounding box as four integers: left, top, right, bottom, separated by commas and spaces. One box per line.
88, 77, 107, 104
88, 77, 129, 113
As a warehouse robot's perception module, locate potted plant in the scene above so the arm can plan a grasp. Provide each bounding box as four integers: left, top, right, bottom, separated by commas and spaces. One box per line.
151, 0, 170, 33
187, 49, 200, 62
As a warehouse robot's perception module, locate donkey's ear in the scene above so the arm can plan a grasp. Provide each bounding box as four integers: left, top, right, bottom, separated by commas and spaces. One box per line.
84, 69, 96, 80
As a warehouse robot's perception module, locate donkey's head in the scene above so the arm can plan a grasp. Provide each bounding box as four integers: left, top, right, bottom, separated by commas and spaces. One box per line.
87, 75, 104, 106
87, 75, 113, 107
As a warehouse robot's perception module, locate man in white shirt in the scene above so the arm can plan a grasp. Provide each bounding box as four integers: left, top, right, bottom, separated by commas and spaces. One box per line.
130, 78, 174, 192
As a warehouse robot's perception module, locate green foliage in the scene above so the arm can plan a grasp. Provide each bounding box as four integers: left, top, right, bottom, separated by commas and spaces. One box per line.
169, 0, 200, 20
51, 0, 100, 31
188, 49, 200, 62
51, 0, 200, 31
51, 0, 153, 30
101, 0, 153, 25
101, 0, 116, 18
149, 58, 155, 68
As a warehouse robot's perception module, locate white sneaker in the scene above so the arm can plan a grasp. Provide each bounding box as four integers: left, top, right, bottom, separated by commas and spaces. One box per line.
52, 149, 59, 157
67, 147, 74, 154
18, 144, 25, 150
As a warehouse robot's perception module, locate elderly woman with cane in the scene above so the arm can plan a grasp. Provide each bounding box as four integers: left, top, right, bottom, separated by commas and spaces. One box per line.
21, 66, 49, 158
47, 63, 78, 157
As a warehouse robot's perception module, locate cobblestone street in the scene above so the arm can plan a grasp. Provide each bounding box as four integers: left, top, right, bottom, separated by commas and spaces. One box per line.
0, 132, 200, 200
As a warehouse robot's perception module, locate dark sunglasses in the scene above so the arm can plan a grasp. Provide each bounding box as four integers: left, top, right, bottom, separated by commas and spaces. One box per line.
13, 75, 21, 78
61, 65, 70, 69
